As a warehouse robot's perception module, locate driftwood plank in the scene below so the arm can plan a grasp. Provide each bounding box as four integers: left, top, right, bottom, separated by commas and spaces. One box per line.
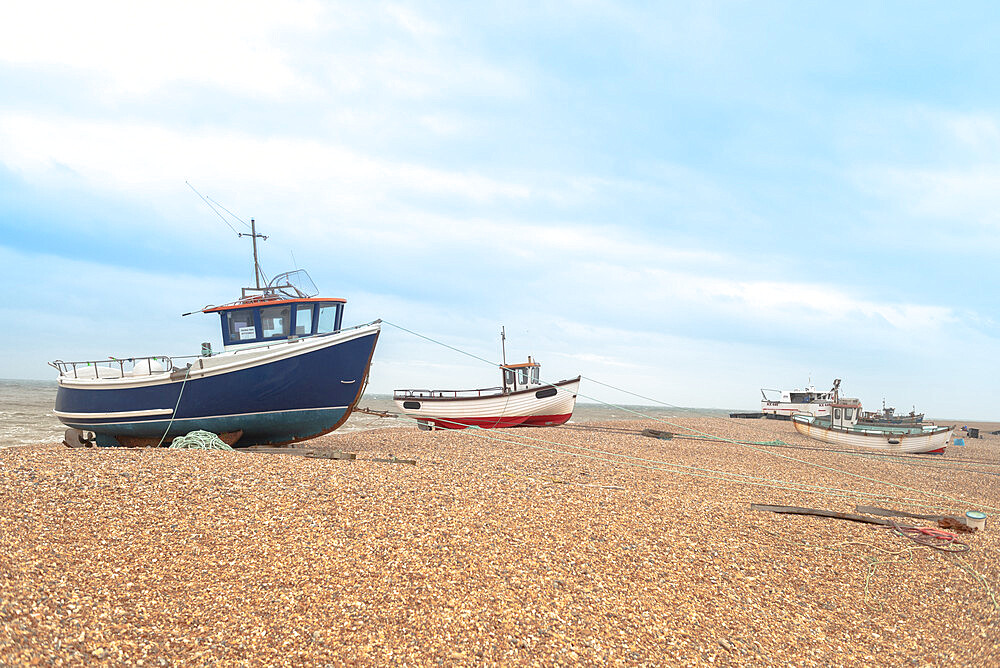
641, 428, 674, 440
370, 456, 417, 465
751, 504, 894, 526
854, 506, 950, 522
240, 447, 356, 460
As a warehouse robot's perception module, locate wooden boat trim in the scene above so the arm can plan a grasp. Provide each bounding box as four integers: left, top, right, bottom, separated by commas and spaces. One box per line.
395, 376, 580, 403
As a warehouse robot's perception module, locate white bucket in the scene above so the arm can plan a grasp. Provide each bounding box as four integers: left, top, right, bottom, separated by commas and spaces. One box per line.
965, 511, 987, 530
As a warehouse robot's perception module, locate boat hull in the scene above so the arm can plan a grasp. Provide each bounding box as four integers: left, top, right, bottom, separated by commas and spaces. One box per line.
761, 401, 832, 418
792, 416, 951, 454
394, 378, 580, 430
54, 323, 380, 447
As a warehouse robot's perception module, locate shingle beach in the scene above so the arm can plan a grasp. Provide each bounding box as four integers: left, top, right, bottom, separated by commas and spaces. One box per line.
2, 417, 998, 666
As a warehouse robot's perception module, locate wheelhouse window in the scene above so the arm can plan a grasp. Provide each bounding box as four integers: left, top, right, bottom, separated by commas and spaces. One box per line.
295, 304, 314, 336
226, 309, 257, 342
517, 368, 529, 385
844, 407, 854, 420
834, 408, 842, 420
260, 305, 290, 338
503, 369, 515, 386
530, 367, 539, 384
317, 304, 342, 334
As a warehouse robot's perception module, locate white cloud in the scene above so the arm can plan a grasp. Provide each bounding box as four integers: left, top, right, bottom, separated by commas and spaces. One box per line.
0, 113, 534, 206
859, 165, 1000, 228
0, 1, 322, 97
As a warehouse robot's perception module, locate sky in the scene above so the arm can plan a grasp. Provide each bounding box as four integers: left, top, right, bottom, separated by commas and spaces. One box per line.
2, 2, 999, 418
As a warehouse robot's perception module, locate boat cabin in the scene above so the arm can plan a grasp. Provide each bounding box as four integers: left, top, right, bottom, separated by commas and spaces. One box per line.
202, 270, 346, 351
502, 358, 542, 393
827, 400, 862, 428
204, 298, 345, 350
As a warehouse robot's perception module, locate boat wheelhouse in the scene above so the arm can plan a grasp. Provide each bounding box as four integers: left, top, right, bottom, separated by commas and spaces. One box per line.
202, 270, 346, 350
792, 400, 951, 454
858, 401, 925, 426
51, 218, 380, 448
760, 379, 841, 419
394, 353, 580, 430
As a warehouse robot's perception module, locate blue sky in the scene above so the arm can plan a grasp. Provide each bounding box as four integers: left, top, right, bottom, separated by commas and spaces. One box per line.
2, 2, 999, 418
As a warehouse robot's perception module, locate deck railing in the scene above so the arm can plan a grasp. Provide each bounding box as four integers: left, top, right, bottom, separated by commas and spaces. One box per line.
48, 355, 195, 379
394, 386, 504, 400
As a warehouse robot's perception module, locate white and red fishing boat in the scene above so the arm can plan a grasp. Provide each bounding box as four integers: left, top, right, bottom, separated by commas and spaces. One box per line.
761, 379, 841, 419
394, 334, 580, 430
792, 400, 952, 454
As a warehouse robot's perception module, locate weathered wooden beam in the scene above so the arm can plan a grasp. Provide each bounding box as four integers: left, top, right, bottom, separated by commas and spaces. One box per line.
370, 456, 417, 465
305, 450, 357, 460
240, 447, 357, 460
641, 428, 674, 440
854, 505, 950, 522
751, 504, 895, 526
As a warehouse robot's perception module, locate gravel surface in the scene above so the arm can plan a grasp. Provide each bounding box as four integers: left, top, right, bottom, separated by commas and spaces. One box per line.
2, 417, 998, 665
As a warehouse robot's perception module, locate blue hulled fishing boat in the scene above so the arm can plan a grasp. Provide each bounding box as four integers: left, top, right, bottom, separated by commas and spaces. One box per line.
51, 219, 380, 448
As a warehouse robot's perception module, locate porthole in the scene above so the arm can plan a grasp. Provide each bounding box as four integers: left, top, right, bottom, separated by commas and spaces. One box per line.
535, 387, 557, 399
403, 401, 421, 410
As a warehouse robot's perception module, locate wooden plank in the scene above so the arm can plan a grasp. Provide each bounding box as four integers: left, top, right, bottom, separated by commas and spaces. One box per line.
370, 456, 417, 465
641, 428, 674, 440
240, 447, 356, 460
305, 450, 357, 460
854, 505, 950, 522
751, 504, 895, 526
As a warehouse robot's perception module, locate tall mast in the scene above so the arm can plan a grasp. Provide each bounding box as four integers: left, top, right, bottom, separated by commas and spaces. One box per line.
243, 218, 268, 290
500, 326, 507, 367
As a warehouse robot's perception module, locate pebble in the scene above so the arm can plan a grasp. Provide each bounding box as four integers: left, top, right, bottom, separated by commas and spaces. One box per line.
0, 417, 997, 664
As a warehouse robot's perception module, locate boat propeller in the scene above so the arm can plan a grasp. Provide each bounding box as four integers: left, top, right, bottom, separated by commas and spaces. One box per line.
63, 428, 96, 448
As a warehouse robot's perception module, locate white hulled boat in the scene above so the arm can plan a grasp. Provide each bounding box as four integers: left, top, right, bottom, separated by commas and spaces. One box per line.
760, 379, 841, 419
792, 400, 952, 454
394, 343, 580, 430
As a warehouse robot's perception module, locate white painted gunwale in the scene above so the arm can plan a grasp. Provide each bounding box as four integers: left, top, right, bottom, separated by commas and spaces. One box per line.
792, 416, 952, 453
395, 379, 580, 421
56, 322, 381, 390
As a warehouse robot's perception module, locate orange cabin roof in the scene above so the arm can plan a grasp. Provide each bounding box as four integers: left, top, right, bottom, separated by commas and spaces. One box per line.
503, 362, 540, 369
203, 297, 346, 313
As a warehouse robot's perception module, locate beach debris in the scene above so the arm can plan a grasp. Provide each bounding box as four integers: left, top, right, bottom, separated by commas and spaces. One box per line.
890, 524, 970, 552
62, 428, 95, 448
169, 430, 234, 450
938, 516, 977, 533
241, 446, 357, 460
754, 504, 975, 551
354, 406, 398, 418
855, 506, 978, 533
751, 504, 895, 526
640, 428, 674, 440
371, 455, 417, 465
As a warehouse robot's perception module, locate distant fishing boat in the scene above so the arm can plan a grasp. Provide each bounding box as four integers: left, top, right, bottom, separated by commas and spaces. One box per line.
792, 400, 951, 454
51, 218, 380, 448
761, 379, 841, 419
858, 400, 925, 426
393, 329, 579, 430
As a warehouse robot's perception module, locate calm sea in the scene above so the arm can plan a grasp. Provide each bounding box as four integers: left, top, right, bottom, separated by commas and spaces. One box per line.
0, 379, 736, 448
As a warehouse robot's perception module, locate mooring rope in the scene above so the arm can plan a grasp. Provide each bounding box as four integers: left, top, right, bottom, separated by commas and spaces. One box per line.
155, 364, 193, 448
